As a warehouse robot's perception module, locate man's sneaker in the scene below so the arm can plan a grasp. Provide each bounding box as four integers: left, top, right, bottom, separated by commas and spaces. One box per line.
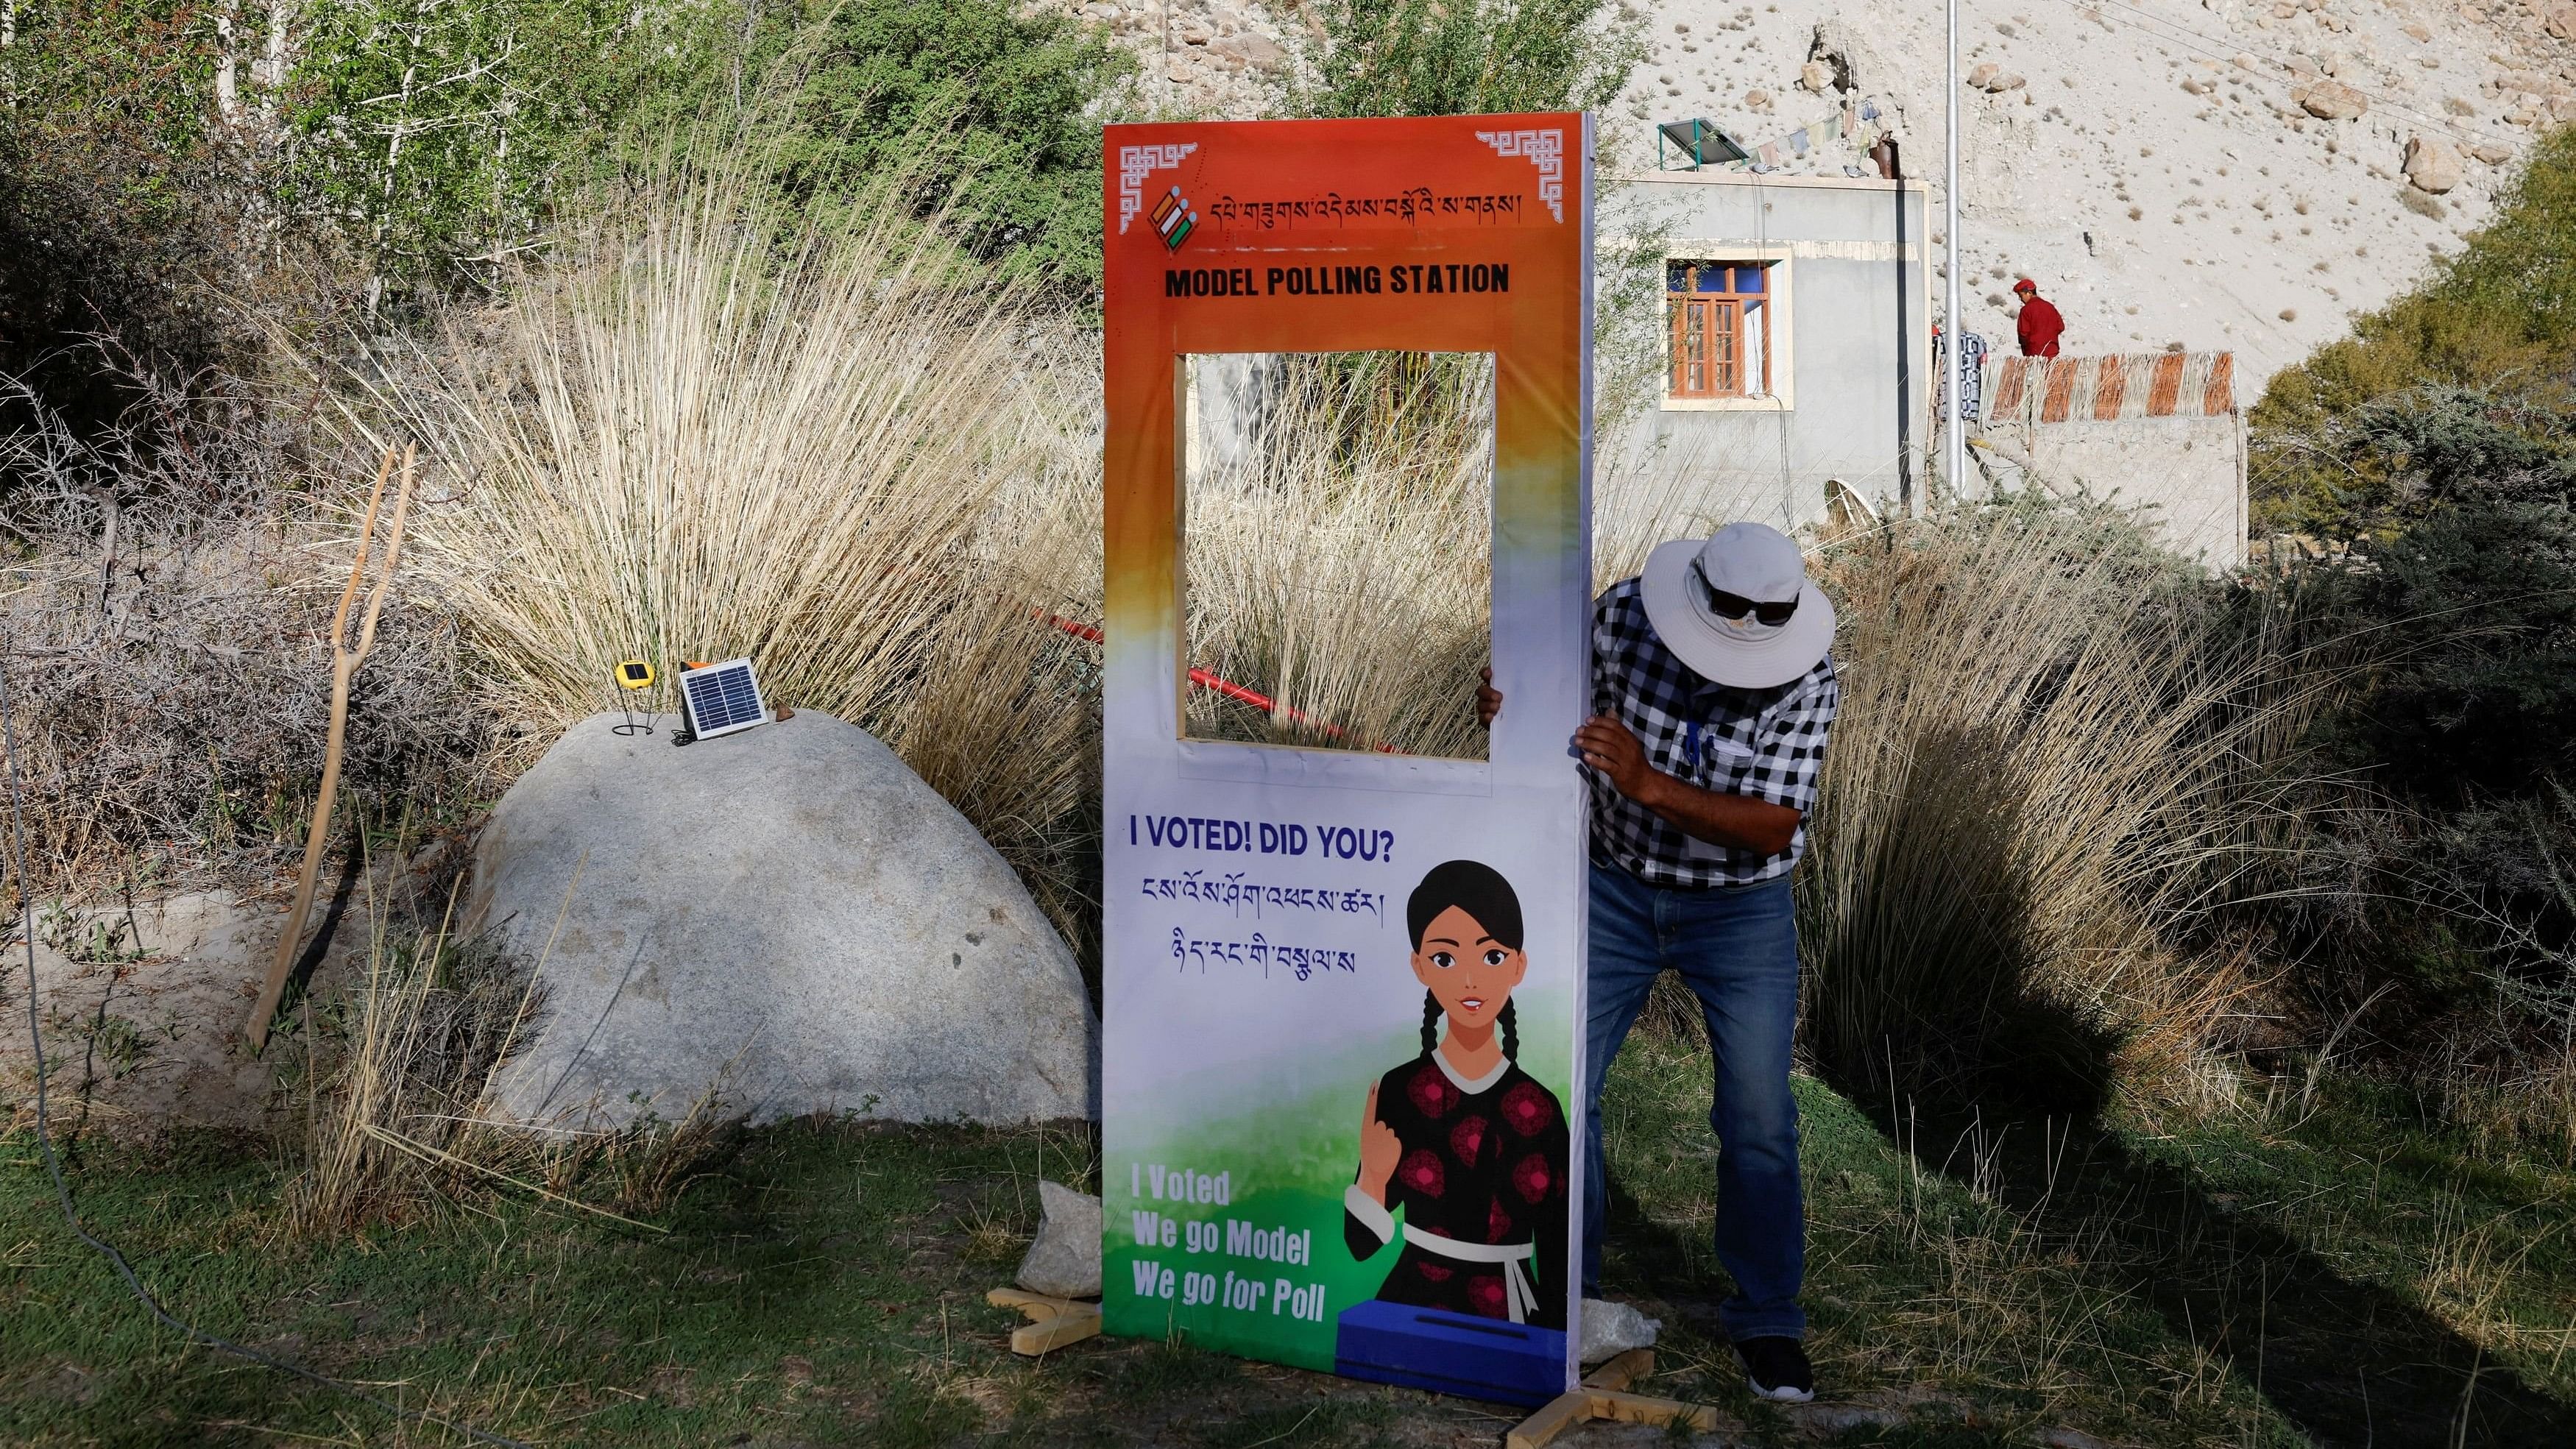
1734, 1336, 1815, 1403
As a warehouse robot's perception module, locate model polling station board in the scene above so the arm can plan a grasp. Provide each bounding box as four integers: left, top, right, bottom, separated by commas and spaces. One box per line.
1099, 113, 1596, 1406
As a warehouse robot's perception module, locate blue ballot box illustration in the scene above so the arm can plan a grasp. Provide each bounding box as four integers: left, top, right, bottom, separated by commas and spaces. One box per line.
1332, 1300, 1568, 1406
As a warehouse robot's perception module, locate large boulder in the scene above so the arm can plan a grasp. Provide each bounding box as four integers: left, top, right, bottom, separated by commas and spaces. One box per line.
467, 712, 1096, 1127
2404, 135, 2462, 194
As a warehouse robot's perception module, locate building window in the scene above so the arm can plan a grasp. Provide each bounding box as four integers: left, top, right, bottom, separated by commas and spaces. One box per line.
1666, 261, 1772, 400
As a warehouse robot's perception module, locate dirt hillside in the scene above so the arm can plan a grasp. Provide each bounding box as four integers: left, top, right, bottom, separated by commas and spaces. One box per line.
1064, 0, 2571, 398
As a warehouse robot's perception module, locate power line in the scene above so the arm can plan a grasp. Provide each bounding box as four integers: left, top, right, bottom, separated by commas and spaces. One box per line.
0, 640, 531, 1449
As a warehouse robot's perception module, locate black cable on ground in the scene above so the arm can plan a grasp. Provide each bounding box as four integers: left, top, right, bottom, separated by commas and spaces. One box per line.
0, 642, 531, 1449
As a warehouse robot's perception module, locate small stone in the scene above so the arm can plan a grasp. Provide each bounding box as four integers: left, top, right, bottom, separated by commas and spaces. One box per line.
1579, 1299, 1661, 1364
2294, 78, 2368, 118
1744, 88, 1774, 110
2471, 141, 2512, 163
1800, 59, 1835, 91
2183, 78, 2214, 95
2402, 21, 2432, 40
2234, 53, 2260, 70
1228, 34, 1285, 68
2278, 307, 2298, 321
1014, 1181, 1103, 1299
1967, 60, 2000, 88
2550, 5, 2576, 38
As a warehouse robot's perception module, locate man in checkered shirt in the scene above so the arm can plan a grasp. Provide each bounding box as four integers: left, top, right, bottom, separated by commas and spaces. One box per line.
1480, 521, 1839, 1404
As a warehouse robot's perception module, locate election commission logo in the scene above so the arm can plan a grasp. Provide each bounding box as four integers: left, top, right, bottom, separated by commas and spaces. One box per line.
1149, 186, 1197, 251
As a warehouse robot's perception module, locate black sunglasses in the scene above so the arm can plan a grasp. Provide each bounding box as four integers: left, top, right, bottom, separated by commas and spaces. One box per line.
1691, 561, 1799, 627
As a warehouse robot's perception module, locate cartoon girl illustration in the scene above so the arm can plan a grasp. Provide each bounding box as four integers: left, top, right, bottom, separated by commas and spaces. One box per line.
1344, 859, 1569, 1328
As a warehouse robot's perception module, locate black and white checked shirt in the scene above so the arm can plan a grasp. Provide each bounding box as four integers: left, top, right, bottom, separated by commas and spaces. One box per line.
1585, 578, 1839, 888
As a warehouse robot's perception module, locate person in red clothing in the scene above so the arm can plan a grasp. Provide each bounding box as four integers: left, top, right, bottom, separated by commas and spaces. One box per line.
2014, 278, 2064, 357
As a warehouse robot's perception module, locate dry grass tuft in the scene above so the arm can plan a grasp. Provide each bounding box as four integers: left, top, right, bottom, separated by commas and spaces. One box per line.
283, 862, 745, 1238
348, 145, 1104, 938
1181, 353, 1499, 759
283, 873, 537, 1237
1798, 500, 2347, 1106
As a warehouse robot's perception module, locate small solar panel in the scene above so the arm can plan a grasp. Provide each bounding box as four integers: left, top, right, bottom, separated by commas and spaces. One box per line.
678, 658, 768, 740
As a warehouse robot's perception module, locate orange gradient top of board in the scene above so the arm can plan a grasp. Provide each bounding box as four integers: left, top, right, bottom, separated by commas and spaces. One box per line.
1102, 114, 1592, 729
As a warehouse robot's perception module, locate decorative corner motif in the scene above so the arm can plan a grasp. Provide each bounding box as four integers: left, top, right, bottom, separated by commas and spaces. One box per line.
1473, 129, 1565, 224
1118, 143, 1200, 234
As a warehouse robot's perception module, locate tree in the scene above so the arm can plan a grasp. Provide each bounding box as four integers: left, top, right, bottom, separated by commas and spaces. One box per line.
1290, 0, 1638, 121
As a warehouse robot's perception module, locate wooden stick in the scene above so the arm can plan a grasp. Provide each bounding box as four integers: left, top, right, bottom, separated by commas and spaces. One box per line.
986, 1288, 1083, 1317
1010, 1305, 1102, 1355
1586, 1388, 1721, 1429
1503, 1392, 1593, 1449
1582, 1348, 1655, 1392
1506, 1350, 1693, 1449
246, 444, 417, 1052
985, 1287, 1103, 1355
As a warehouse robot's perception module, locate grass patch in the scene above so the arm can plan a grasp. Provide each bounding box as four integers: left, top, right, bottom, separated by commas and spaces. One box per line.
0, 1049, 2239, 1445
0, 1118, 1505, 1448
2121, 1075, 2576, 1407
1599, 1037, 2296, 1448
10, 1035, 2576, 1445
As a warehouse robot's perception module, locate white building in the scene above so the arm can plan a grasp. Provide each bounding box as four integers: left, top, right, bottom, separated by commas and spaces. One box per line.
1618, 166, 2248, 569
1614, 169, 1933, 529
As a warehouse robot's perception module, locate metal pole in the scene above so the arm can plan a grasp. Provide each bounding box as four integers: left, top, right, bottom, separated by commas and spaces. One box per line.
1943, 0, 1965, 504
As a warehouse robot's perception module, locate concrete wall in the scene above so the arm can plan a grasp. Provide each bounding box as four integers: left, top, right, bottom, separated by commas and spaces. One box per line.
1977, 351, 2250, 570
2013, 418, 2249, 569
1616, 171, 1931, 531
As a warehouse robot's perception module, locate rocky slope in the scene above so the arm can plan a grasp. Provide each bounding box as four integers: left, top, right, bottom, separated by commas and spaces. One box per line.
1614, 0, 2573, 394
1066, 0, 2571, 400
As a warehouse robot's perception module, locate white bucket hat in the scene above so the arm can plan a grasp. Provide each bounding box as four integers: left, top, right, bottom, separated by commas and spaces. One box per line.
1638, 522, 1837, 689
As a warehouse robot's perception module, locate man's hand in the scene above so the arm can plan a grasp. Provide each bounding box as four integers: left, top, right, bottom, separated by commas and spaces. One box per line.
1476, 666, 1502, 728
1577, 712, 1804, 857
1574, 714, 1657, 801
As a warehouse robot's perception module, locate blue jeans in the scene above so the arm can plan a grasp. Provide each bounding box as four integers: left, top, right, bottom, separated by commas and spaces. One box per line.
1582, 862, 1805, 1342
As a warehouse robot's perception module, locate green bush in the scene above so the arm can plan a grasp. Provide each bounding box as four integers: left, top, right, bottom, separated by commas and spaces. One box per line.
285, 0, 733, 304
0, 3, 286, 446
2252, 126, 2576, 535
1292, 0, 1638, 119
2241, 149, 2576, 1027
2338, 500, 2576, 800
775, 0, 1133, 292
286, 0, 1129, 305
